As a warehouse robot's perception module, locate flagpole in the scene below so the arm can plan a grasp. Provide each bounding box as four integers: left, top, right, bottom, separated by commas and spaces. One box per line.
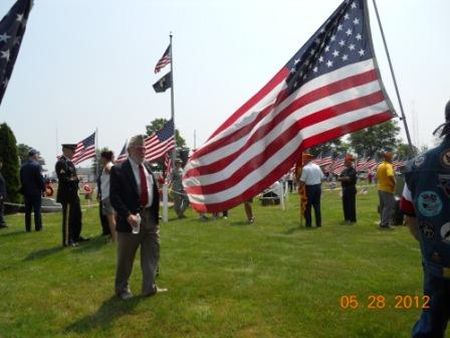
193, 129, 196, 150
371, 0, 414, 155
169, 32, 176, 168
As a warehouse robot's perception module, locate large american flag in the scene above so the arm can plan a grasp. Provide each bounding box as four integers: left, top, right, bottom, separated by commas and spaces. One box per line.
183, 0, 395, 213
72, 131, 96, 165
0, 0, 33, 105
145, 119, 176, 162
154, 45, 171, 74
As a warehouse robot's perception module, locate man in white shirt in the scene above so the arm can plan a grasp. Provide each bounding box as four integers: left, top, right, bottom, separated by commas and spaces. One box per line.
299, 153, 325, 227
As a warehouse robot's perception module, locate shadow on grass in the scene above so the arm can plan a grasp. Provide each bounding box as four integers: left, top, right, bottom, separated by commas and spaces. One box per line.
0, 229, 27, 238
64, 295, 143, 334
23, 246, 64, 261
72, 236, 108, 254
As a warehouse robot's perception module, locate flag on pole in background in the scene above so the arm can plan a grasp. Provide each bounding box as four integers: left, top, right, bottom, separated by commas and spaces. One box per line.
183, 0, 395, 213
163, 151, 172, 184
116, 139, 127, 163
72, 131, 96, 165
0, 0, 33, 105
145, 119, 176, 162
153, 71, 172, 93
154, 45, 171, 73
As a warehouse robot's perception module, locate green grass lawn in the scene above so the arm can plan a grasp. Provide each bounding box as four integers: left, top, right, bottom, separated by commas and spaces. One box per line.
0, 185, 435, 337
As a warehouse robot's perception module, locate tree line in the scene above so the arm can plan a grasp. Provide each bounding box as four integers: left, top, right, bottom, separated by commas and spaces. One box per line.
0, 119, 420, 205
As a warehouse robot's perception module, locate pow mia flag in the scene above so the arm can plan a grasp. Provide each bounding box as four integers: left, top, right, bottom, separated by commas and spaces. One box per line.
0, 0, 33, 105
153, 71, 172, 93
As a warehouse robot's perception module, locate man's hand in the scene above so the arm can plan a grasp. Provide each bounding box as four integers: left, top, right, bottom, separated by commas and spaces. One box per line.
127, 214, 139, 227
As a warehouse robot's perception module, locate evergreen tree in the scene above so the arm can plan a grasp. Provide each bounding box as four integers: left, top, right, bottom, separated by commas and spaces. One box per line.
0, 123, 20, 203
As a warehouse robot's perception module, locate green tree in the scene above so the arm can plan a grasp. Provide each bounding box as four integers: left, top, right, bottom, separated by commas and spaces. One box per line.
348, 120, 400, 158
396, 143, 418, 159
17, 143, 31, 164
145, 118, 186, 147
0, 123, 20, 203
17, 143, 46, 167
309, 138, 349, 157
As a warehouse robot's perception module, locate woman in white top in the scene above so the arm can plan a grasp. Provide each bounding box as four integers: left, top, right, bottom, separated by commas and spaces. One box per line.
100, 151, 117, 242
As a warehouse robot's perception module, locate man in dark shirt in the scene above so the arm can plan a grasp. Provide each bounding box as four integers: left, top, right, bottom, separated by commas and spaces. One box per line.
55, 144, 84, 247
20, 149, 45, 232
338, 154, 357, 223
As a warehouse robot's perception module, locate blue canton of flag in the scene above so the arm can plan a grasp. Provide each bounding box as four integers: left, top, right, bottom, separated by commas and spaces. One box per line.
145, 119, 176, 162
0, 0, 33, 105
285, 0, 373, 93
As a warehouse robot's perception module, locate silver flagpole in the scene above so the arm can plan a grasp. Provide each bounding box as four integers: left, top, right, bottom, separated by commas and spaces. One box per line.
169, 32, 176, 167
371, 0, 414, 154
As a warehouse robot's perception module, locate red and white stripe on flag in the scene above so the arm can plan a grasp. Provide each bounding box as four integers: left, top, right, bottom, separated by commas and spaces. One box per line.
154, 45, 171, 73
71, 131, 96, 165
182, 0, 395, 213
144, 136, 175, 163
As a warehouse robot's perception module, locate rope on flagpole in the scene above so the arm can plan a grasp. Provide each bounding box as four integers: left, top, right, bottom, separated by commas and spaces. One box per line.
371, 0, 414, 155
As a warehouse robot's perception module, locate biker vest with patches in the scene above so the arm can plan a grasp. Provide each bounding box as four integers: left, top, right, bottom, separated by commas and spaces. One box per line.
405, 136, 450, 278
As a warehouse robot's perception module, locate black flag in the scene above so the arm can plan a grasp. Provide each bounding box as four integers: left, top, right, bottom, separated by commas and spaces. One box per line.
0, 0, 33, 105
153, 71, 172, 93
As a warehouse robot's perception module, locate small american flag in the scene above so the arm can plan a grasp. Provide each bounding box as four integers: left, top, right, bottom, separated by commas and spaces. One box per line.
145, 119, 176, 162
183, 0, 395, 213
116, 139, 127, 163
163, 151, 172, 184
0, 0, 33, 105
154, 45, 171, 74
72, 131, 96, 165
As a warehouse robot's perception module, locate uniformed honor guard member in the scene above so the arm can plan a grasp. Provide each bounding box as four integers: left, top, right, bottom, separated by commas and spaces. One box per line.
55, 144, 85, 247
338, 154, 358, 223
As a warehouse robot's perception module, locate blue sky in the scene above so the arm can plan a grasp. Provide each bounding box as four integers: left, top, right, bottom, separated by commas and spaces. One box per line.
0, 0, 449, 172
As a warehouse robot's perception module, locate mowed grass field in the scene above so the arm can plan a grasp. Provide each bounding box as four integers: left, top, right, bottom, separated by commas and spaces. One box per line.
0, 184, 435, 338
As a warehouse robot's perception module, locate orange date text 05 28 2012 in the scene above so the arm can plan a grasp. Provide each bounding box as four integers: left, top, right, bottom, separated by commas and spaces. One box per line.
339, 295, 430, 310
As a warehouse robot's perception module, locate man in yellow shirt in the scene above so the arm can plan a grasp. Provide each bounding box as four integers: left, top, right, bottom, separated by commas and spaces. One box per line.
376, 151, 396, 229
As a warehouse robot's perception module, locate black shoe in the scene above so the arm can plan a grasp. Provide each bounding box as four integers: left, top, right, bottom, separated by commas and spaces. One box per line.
117, 290, 133, 300
68, 240, 79, 247
380, 225, 394, 230
142, 286, 168, 297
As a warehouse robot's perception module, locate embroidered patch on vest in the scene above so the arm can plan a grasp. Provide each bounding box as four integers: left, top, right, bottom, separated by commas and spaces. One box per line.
438, 174, 450, 198
417, 191, 442, 217
440, 222, 450, 244
420, 221, 435, 240
440, 149, 450, 169
431, 251, 441, 263
414, 155, 425, 167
